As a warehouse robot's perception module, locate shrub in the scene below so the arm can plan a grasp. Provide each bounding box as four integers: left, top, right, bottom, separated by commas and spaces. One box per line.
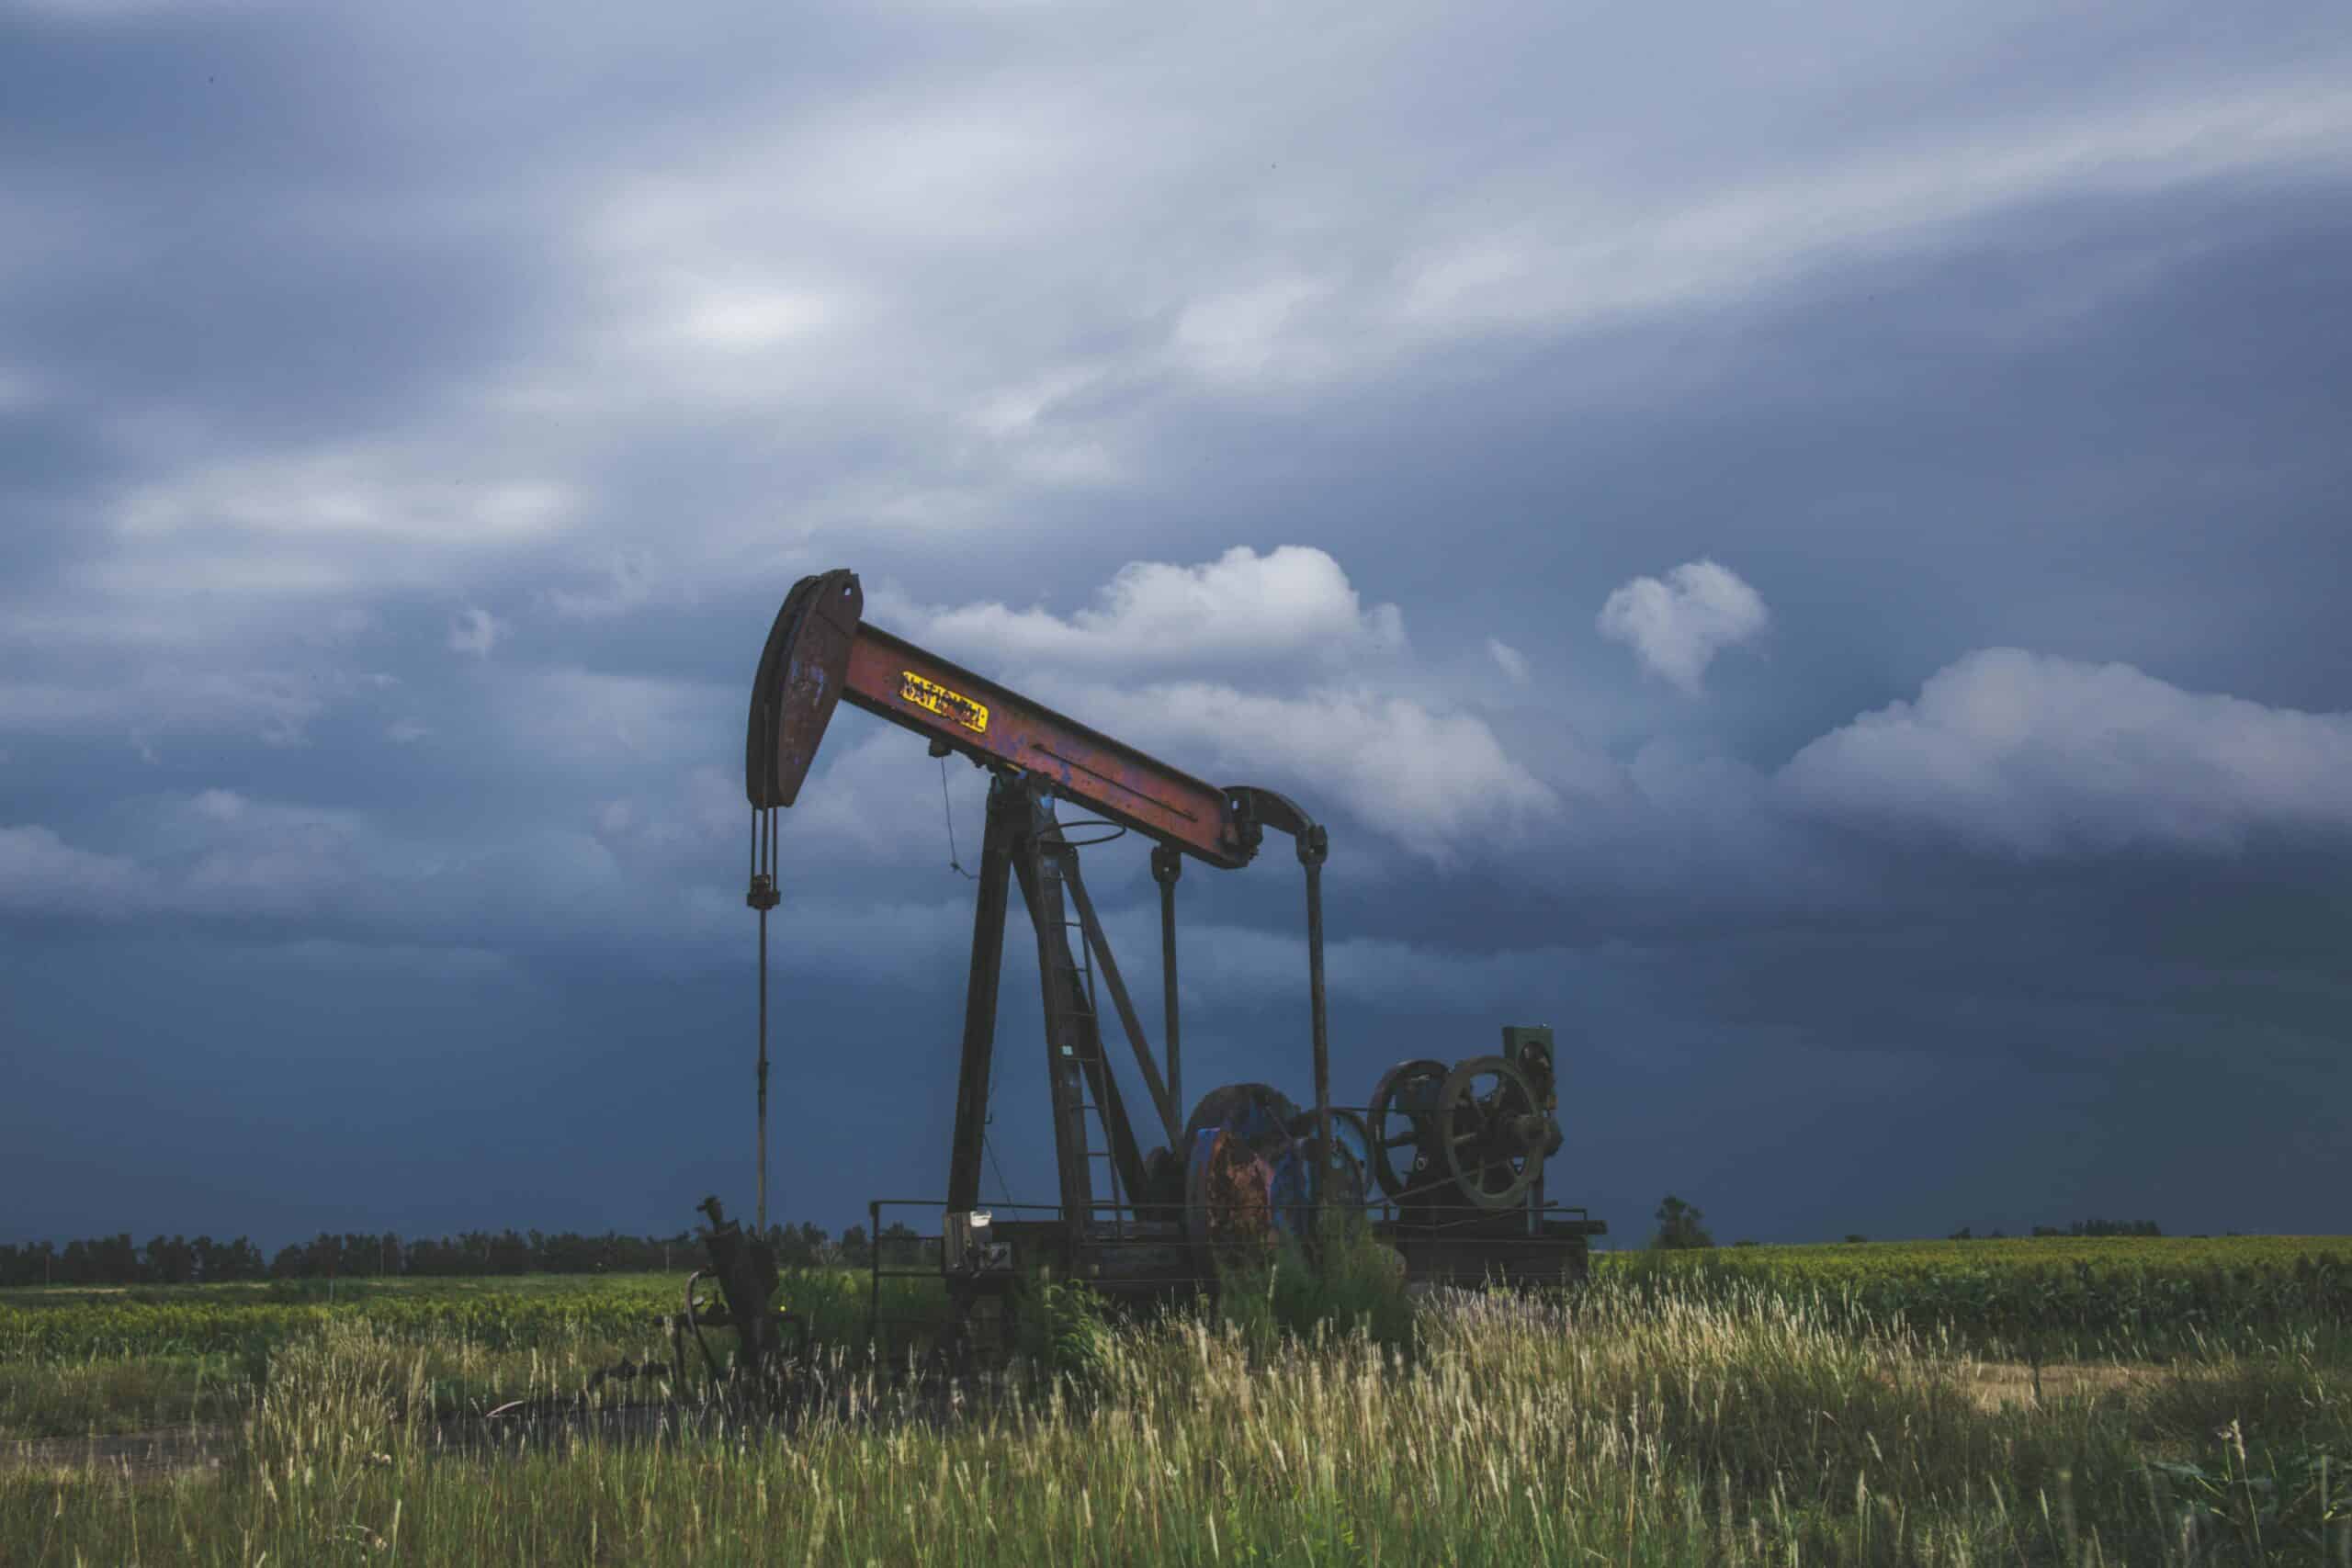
1216, 1205, 1413, 1357
1013, 1272, 1114, 1391
1653, 1194, 1714, 1250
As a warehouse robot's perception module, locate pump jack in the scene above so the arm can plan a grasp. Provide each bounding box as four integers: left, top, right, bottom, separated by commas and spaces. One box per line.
703, 568, 1603, 1369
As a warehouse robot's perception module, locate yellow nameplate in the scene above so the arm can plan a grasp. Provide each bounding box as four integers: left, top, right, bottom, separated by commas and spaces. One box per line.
900, 671, 989, 734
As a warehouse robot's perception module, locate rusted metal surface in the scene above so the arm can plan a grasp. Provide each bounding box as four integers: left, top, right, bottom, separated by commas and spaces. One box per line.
1297, 823, 1332, 1204
1060, 851, 1182, 1152
736, 567, 1606, 1322
746, 571, 1329, 873
1223, 788, 1332, 1187
1179, 1085, 1371, 1277
944, 785, 1016, 1216
1182, 1084, 1297, 1276
1009, 803, 1099, 1228
1151, 844, 1182, 1117
745, 570, 863, 809
842, 622, 1253, 868
944, 773, 1168, 1234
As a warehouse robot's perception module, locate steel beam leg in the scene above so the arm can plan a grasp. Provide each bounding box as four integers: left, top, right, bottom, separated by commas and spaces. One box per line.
945, 780, 1017, 1213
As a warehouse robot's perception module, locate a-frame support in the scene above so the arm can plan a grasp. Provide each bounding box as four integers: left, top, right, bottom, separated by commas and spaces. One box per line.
944, 783, 1015, 1216
944, 773, 1178, 1240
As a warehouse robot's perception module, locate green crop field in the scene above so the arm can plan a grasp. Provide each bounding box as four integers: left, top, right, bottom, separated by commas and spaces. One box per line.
5, 1237, 2349, 1564
1604, 1234, 2352, 1278
1594, 1235, 2352, 1355
0, 1268, 939, 1443
1623, 1230, 2352, 1280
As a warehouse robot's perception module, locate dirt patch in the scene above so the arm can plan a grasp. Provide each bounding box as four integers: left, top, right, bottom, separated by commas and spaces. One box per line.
1949, 1361, 2165, 1412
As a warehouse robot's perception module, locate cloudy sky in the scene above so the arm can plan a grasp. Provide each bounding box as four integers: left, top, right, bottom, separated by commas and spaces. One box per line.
5, 0, 2347, 1250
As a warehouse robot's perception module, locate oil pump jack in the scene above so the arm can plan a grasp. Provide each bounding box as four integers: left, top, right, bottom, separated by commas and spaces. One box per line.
697, 569, 1603, 1367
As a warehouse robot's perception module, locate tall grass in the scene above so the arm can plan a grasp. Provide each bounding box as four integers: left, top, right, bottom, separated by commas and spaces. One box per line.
1212, 1207, 1415, 1360
8, 1269, 2347, 1563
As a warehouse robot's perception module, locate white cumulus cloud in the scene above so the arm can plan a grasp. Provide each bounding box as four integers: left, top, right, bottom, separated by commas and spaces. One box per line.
877, 546, 1408, 673
1780, 649, 2352, 855
853, 547, 1565, 862
1036, 677, 1560, 866
1597, 558, 1769, 695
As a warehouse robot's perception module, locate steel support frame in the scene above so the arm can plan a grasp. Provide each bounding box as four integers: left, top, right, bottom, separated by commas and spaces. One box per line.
944, 773, 1174, 1247
751, 575, 1337, 1230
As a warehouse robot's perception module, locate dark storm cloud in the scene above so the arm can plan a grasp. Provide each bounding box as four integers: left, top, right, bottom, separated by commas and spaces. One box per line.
5, 0, 2350, 1246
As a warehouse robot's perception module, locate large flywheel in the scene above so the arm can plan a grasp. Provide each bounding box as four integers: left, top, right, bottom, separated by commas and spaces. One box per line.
1182, 1086, 1375, 1274
1285, 1107, 1373, 1214
1432, 1055, 1559, 1211
1182, 1084, 1299, 1275
1365, 1058, 1448, 1200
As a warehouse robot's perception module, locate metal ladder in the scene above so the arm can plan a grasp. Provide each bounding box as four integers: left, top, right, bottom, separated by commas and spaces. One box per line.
1035, 840, 1126, 1238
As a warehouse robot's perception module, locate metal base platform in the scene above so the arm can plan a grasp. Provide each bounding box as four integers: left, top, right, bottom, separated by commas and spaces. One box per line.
864, 1196, 1609, 1355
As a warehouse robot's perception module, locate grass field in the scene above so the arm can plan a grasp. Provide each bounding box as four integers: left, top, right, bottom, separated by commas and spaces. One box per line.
5, 1236, 2348, 1563
1594, 1235, 2352, 1360
0, 1269, 936, 1441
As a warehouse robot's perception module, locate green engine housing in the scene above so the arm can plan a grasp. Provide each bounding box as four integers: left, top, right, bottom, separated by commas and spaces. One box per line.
1499, 1024, 1556, 1105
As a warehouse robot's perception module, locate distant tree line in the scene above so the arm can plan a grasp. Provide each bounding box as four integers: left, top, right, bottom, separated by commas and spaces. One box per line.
1947, 1219, 2164, 1241
1636, 1197, 2172, 1255
0, 1222, 900, 1288
0, 1234, 270, 1287
9, 1213, 2171, 1285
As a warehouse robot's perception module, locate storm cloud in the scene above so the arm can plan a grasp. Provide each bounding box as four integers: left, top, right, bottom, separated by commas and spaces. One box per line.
4, 0, 2347, 1248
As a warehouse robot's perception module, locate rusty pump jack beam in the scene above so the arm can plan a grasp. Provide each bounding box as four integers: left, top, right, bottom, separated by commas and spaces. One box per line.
741, 570, 1336, 1259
